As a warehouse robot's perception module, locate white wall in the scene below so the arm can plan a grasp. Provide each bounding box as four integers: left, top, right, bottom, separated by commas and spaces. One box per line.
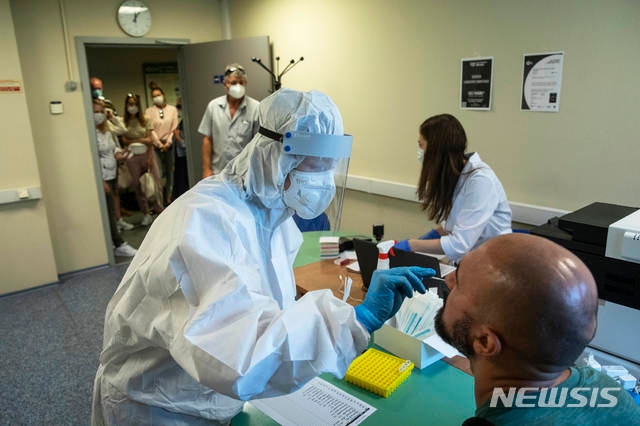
9, 0, 223, 277
0, 0, 58, 293
230, 0, 640, 237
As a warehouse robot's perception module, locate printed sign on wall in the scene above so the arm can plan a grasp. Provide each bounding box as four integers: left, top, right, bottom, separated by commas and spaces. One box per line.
460, 57, 493, 110
521, 52, 564, 112
0, 80, 23, 94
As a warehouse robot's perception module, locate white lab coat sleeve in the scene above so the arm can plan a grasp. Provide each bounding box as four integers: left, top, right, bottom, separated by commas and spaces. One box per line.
167, 227, 369, 402
440, 173, 500, 261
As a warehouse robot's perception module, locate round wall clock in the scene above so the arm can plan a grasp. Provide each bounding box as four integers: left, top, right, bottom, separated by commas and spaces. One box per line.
117, 0, 152, 37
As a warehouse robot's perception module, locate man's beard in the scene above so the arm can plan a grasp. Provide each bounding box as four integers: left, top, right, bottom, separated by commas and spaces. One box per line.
434, 305, 475, 358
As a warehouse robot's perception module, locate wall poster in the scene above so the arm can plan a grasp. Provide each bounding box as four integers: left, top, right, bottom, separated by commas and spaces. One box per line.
521, 52, 564, 112
460, 57, 493, 110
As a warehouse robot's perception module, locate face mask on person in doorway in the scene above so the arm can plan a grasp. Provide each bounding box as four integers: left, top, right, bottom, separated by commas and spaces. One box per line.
228, 84, 246, 100
94, 112, 106, 126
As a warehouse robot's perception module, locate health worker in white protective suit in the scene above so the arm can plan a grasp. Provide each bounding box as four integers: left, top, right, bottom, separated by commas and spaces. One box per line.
92, 88, 435, 425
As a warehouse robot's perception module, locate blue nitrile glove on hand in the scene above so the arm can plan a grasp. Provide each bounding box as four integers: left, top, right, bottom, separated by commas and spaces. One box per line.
393, 239, 411, 252
354, 266, 436, 333
419, 229, 441, 240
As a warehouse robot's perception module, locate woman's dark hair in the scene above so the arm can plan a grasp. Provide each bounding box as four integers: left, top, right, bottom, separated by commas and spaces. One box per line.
417, 114, 467, 223
151, 86, 165, 96
124, 93, 146, 127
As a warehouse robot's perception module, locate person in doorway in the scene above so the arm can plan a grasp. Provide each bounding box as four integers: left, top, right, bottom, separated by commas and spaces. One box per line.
394, 114, 511, 263
145, 86, 178, 205
198, 63, 260, 178
92, 88, 435, 425
90, 76, 105, 101
91, 77, 132, 232
121, 93, 163, 226
436, 233, 640, 424
172, 98, 189, 199
92, 99, 137, 258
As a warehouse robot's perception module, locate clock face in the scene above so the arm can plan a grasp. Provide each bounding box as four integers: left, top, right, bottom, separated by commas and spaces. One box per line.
117, 0, 152, 37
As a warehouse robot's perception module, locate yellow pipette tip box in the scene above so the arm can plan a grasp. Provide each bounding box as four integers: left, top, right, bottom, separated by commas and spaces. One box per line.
344, 348, 414, 398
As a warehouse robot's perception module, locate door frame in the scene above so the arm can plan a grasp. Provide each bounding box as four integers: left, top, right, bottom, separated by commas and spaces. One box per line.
75, 36, 189, 265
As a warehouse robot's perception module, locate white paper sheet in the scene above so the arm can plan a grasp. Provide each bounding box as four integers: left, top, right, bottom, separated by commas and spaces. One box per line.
416, 251, 447, 261
346, 260, 360, 272
423, 333, 463, 358
439, 263, 457, 276
250, 377, 376, 426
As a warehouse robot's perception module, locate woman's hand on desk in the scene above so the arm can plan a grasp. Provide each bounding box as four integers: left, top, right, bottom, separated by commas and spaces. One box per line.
354, 266, 435, 333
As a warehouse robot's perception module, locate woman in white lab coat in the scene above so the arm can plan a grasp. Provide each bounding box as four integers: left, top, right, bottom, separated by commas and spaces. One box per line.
395, 114, 512, 263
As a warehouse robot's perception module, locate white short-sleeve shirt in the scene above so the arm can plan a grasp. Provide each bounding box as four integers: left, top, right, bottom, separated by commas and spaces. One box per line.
198, 95, 260, 173
96, 129, 117, 181
439, 152, 512, 262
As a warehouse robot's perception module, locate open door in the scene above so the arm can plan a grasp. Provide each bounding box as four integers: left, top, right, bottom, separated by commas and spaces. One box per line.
178, 36, 272, 187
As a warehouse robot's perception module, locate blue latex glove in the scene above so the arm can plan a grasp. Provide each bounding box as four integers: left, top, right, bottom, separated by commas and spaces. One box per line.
419, 229, 441, 240
354, 266, 436, 333
393, 239, 411, 252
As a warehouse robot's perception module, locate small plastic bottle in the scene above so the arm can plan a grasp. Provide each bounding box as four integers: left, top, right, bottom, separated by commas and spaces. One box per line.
376, 240, 396, 271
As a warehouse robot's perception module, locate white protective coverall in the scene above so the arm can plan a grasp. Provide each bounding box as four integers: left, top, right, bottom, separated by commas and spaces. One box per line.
92, 89, 370, 425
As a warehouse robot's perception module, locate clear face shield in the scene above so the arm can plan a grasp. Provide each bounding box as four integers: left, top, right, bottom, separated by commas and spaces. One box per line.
272, 129, 353, 231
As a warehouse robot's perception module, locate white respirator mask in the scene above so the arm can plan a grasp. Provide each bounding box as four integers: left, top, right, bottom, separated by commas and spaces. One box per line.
127, 105, 139, 115
283, 169, 336, 219
228, 84, 246, 100
417, 147, 425, 164
152, 95, 164, 106
94, 112, 106, 125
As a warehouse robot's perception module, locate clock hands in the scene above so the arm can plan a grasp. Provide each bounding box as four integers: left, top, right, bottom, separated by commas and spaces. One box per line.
133, 12, 139, 23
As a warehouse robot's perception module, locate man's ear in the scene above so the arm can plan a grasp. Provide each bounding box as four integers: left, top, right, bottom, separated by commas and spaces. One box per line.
472, 325, 501, 356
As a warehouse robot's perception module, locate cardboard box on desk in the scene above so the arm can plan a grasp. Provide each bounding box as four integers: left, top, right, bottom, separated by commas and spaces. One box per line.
374, 322, 461, 369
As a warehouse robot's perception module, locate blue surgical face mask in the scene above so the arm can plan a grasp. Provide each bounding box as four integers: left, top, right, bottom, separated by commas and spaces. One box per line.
92, 89, 103, 99
417, 147, 425, 163
283, 169, 335, 219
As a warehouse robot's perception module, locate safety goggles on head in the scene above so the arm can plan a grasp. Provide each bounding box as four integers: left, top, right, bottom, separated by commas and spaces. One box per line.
224, 66, 246, 77
258, 127, 353, 160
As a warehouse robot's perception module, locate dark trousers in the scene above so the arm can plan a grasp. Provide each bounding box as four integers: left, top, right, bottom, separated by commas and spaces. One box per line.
156, 146, 174, 205
105, 179, 124, 247
172, 151, 189, 200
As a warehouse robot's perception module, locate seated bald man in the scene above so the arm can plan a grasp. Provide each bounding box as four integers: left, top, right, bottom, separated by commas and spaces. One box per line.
435, 233, 640, 425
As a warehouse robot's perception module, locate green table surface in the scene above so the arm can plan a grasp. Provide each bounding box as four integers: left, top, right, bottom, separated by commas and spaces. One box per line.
233, 231, 476, 425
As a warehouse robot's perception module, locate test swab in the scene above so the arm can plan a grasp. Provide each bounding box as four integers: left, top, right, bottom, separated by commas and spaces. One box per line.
343, 276, 352, 302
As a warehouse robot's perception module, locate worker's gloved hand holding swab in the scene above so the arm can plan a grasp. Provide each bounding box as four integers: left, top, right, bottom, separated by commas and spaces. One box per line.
354, 267, 436, 333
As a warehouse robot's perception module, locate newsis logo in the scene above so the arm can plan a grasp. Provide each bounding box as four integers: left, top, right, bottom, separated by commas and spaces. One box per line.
490, 387, 620, 408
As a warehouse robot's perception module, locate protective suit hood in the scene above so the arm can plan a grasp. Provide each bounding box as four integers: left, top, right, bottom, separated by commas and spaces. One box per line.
222, 88, 345, 211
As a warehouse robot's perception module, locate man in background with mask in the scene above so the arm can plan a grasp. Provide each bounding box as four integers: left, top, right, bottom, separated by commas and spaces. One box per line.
198, 63, 260, 179
91, 76, 127, 135
90, 76, 105, 100
92, 88, 435, 425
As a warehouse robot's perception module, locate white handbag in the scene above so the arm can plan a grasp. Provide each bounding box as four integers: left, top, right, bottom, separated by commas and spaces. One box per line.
139, 170, 156, 200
